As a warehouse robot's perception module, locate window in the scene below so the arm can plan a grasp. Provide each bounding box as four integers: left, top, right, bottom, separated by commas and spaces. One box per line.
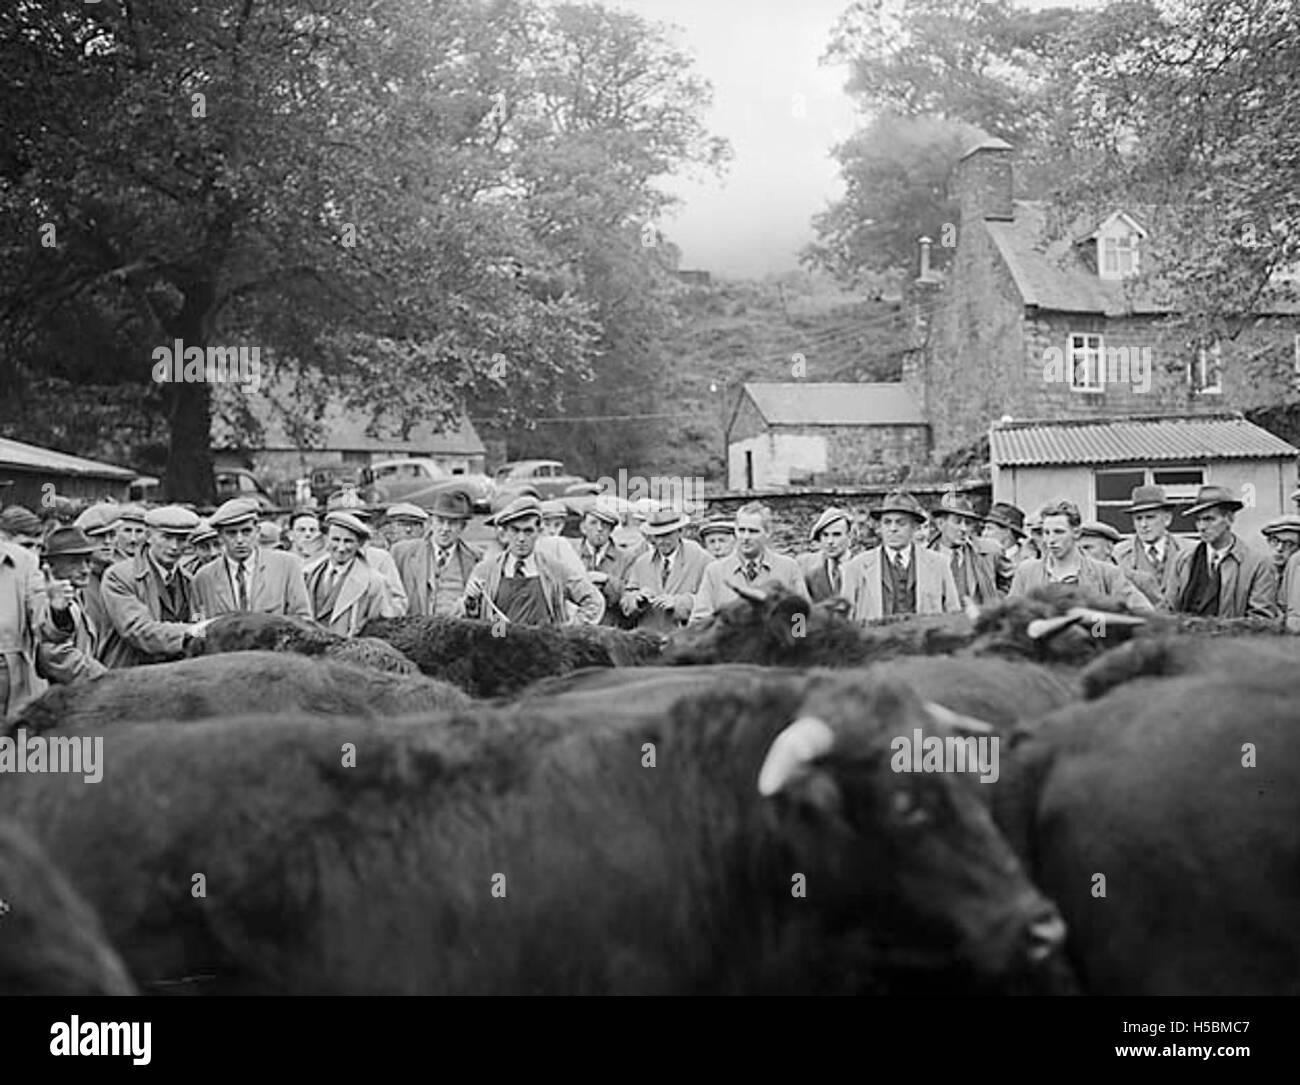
1069, 334, 1105, 392
1101, 234, 1139, 278
1190, 340, 1222, 395
1093, 465, 1205, 534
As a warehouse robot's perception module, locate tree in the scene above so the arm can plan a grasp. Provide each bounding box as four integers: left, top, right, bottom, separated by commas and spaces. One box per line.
0, 0, 601, 501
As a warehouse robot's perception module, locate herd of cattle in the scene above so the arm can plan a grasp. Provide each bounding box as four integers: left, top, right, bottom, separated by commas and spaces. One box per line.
1, 584, 1297, 995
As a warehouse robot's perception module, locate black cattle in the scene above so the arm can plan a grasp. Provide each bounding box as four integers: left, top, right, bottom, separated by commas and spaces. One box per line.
995, 669, 1300, 994
0, 821, 135, 995
12, 652, 469, 735
360, 615, 663, 698
1079, 633, 1300, 700
191, 612, 419, 675
664, 585, 1155, 670
0, 672, 1072, 995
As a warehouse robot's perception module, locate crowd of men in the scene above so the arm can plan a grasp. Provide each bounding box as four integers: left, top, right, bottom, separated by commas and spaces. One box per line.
2, 477, 1299, 717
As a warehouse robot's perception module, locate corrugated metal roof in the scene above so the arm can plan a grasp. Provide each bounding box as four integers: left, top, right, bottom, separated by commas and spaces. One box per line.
0, 437, 136, 479
991, 414, 1297, 467
744, 383, 927, 427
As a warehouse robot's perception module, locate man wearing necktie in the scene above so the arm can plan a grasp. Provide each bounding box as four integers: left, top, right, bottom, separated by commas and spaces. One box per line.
304, 512, 400, 635
99, 506, 213, 668
1114, 484, 1189, 610
687, 503, 808, 628
621, 507, 713, 633
840, 491, 960, 623
192, 499, 311, 620
1169, 486, 1277, 619
568, 502, 635, 627
926, 492, 1001, 606
391, 493, 482, 617
799, 507, 853, 603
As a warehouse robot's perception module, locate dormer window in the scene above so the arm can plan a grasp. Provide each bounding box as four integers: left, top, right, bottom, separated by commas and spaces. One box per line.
1088, 211, 1147, 282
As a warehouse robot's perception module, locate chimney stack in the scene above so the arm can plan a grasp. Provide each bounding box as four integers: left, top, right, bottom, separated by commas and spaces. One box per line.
918, 236, 933, 281
957, 137, 1014, 223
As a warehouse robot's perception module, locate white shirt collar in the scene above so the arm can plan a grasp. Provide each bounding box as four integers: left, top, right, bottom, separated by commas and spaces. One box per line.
506, 552, 539, 577
884, 545, 910, 569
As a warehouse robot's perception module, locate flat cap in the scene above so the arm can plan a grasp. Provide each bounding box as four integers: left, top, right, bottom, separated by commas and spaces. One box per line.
0, 505, 43, 537
1261, 514, 1300, 537
934, 491, 981, 521
496, 496, 544, 527
583, 499, 621, 527
699, 516, 736, 538
385, 502, 429, 524
540, 499, 569, 519
73, 503, 122, 536
144, 505, 201, 533
209, 498, 261, 530
190, 519, 218, 545
115, 504, 148, 525
326, 488, 367, 512
324, 510, 372, 540
809, 506, 851, 542
1079, 521, 1123, 544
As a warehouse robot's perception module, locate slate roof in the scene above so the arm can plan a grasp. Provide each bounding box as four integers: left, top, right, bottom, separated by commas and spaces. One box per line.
990, 413, 1297, 467
0, 437, 136, 479
742, 383, 927, 427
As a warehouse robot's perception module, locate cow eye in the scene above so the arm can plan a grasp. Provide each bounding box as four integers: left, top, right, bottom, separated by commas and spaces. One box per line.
890, 789, 929, 825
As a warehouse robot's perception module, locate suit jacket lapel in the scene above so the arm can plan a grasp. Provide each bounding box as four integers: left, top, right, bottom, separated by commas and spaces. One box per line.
411, 543, 433, 613
916, 551, 936, 601
864, 551, 883, 617
216, 560, 237, 612
332, 562, 367, 623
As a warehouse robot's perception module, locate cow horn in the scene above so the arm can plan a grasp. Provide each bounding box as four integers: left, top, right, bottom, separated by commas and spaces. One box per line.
1066, 606, 1147, 628
1027, 613, 1083, 640
924, 701, 995, 735
728, 580, 768, 604
758, 716, 835, 796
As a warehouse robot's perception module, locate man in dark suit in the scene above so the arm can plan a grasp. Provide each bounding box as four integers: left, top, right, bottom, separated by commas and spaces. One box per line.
1113, 484, 1190, 610
36, 527, 107, 685
390, 491, 483, 617
100, 506, 212, 668
928, 492, 1001, 605
624, 507, 713, 633
1168, 485, 1276, 619
798, 506, 852, 602
568, 502, 635, 627
191, 498, 312, 620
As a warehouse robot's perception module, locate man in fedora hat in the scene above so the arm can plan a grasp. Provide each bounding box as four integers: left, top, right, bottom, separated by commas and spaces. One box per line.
460, 496, 603, 626
304, 511, 402, 635
35, 527, 108, 685
698, 516, 736, 561
569, 500, 635, 627
391, 491, 483, 617
840, 491, 960, 622
1260, 514, 1300, 626
688, 503, 807, 628
928, 491, 1001, 605
192, 498, 312, 620
181, 518, 220, 577
1008, 500, 1153, 610
1169, 485, 1276, 619
622, 505, 712, 632
100, 506, 213, 668
981, 501, 1032, 590
1113, 484, 1189, 610
799, 506, 853, 603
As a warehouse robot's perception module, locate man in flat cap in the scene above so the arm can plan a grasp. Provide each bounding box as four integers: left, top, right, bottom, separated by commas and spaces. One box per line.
325, 489, 407, 614
540, 500, 569, 538
459, 496, 603, 626
1079, 520, 1163, 604
192, 498, 312, 620
1260, 515, 1300, 628
72, 502, 121, 637
109, 504, 149, 564
688, 503, 807, 628
391, 491, 482, 618
1113, 485, 1189, 610
698, 516, 736, 561
35, 527, 108, 685
840, 491, 961, 623
569, 500, 635, 627
1008, 500, 1153, 611
622, 506, 712, 633
1169, 485, 1276, 619
304, 511, 402, 635
799, 506, 853, 603
100, 506, 212, 668
927, 491, 1001, 605
383, 503, 428, 547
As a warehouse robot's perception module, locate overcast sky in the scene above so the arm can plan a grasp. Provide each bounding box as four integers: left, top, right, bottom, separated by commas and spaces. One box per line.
590, 0, 1105, 278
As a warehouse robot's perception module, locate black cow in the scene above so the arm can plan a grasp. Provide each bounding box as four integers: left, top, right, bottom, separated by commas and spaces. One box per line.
360, 615, 664, 698
191, 612, 419, 675
994, 669, 1300, 994
1079, 634, 1300, 700
0, 672, 1071, 995
12, 652, 469, 735
0, 821, 135, 995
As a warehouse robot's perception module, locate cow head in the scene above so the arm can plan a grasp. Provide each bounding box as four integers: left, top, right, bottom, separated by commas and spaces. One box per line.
755, 674, 1074, 991
665, 585, 866, 666
973, 586, 1150, 663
